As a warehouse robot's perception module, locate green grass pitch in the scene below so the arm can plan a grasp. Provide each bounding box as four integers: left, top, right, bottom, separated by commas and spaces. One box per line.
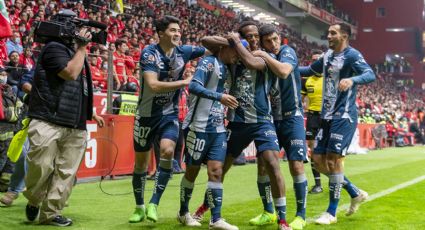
1, 146, 425, 229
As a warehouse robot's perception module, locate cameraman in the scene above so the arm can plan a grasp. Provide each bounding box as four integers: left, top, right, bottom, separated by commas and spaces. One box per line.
23, 26, 104, 227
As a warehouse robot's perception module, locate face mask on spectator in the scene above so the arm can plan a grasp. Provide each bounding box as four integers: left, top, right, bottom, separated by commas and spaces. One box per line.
19, 27, 25, 33
0, 75, 7, 85
14, 37, 20, 43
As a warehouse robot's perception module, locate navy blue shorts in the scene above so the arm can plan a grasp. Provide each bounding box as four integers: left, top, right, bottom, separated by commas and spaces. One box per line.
226, 122, 280, 158
133, 114, 179, 152
306, 112, 321, 140
184, 130, 227, 166
274, 116, 307, 161
314, 118, 357, 156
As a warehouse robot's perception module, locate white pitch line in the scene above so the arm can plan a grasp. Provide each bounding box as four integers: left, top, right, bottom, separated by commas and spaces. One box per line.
306, 174, 425, 223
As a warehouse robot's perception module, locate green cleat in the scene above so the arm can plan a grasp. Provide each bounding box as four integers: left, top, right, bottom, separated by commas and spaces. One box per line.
289, 216, 306, 230
128, 207, 145, 223
146, 203, 158, 222
248, 211, 277, 226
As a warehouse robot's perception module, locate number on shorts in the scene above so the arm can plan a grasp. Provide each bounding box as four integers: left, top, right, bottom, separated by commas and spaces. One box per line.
139, 127, 151, 139
316, 128, 323, 141
194, 138, 205, 152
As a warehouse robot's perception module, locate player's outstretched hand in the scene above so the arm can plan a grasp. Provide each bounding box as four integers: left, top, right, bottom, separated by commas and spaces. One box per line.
220, 94, 238, 109
252, 50, 268, 58
338, 78, 354, 91
183, 74, 194, 86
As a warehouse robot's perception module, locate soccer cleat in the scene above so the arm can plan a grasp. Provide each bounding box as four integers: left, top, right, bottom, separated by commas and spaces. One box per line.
146, 203, 158, 222
128, 207, 146, 223
315, 212, 337, 225
192, 204, 209, 222
346, 189, 368, 216
289, 216, 306, 230
248, 211, 277, 226
177, 212, 202, 226
209, 218, 239, 230
278, 220, 292, 230
308, 185, 323, 194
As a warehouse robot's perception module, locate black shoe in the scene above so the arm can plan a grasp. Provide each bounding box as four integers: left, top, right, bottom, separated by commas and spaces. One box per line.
49, 215, 73, 227
309, 185, 323, 194
25, 204, 40, 221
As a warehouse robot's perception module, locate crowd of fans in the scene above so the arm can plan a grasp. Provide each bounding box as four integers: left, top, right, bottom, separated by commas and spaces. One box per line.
357, 72, 425, 146
0, 0, 423, 145
0, 0, 327, 92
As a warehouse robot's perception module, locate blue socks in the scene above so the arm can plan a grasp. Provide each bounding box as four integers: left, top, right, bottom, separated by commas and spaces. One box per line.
327, 173, 344, 216
149, 166, 172, 205
293, 174, 308, 219
257, 175, 274, 214
132, 172, 147, 206
207, 182, 223, 223
179, 177, 194, 215
274, 197, 287, 222
343, 176, 360, 198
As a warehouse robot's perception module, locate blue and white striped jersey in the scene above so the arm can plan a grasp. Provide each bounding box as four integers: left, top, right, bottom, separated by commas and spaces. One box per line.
138, 44, 205, 117
270, 45, 303, 121
226, 62, 274, 123
302, 46, 375, 121
183, 56, 228, 133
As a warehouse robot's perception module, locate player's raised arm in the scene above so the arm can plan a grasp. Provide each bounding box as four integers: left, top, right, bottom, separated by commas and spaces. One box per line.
226, 32, 266, 71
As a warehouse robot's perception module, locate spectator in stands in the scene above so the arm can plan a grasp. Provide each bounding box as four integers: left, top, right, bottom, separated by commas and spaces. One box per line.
6, 51, 27, 97
6, 31, 23, 55
90, 54, 106, 90
113, 39, 129, 90
20, 47, 35, 71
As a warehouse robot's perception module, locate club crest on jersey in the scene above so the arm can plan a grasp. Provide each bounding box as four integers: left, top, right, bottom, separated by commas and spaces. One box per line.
140, 139, 147, 147
199, 61, 214, 73
193, 152, 202, 160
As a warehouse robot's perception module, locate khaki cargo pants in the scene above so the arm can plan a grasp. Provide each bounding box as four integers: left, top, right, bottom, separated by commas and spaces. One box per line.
23, 119, 87, 223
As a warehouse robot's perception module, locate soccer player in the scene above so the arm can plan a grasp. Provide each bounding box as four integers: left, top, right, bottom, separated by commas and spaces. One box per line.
177, 45, 239, 230
252, 24, 309, 230
195, 21, 290, 230
130, 15, 207, 223
301, 50, 324, 194
299, 22, 375, 225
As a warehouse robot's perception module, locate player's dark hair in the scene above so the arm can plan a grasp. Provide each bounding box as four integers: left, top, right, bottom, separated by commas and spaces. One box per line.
259, 24, 278, 44
333, 22, 352, 37
259, 24, 277, 37
155, 15, 180, 33
238, 20, 258, 38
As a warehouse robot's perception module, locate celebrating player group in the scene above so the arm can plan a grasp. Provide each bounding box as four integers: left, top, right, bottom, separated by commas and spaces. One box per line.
130, 15, 375, 230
